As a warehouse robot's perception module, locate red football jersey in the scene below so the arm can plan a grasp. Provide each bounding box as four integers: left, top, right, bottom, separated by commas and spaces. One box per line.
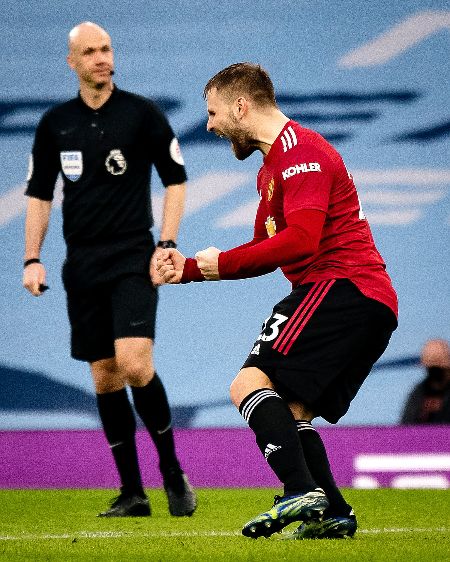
221, 120, 398, 316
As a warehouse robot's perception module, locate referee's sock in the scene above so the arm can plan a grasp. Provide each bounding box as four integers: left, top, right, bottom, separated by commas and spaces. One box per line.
131, 374, 181, 475
296, 420, 352, 517
96, 389, 145, 497
239, 389, 317, 496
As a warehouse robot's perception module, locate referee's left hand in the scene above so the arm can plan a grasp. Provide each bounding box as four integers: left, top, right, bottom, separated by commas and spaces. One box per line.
150, 248, 167, 286
156, 248, 185, 284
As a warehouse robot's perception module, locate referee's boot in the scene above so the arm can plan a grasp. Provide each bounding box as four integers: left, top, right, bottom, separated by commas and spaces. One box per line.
163, 468, 197, 517
97, 488, 151, 517
242, 488, 329, 539
282, 510, 357, 539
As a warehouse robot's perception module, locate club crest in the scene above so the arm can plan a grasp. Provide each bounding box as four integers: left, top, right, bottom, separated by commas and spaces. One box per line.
265, 216, 277, 237
60, 151, 83, 182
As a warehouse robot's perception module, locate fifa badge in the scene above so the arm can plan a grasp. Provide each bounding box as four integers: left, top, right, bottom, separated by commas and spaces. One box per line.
60, 151, 83, 182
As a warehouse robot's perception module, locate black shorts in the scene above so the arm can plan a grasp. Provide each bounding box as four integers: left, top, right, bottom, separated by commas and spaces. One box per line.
66, 274, 158, 363
242, 279, 397, 424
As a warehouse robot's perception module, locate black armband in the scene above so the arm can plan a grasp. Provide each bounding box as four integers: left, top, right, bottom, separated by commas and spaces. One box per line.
24, 258, 41, 268
157, 240, 177, 249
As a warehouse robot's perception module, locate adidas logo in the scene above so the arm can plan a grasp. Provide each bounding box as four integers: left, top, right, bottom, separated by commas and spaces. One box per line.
264, 443, 282, 459
250, 344, 260, 355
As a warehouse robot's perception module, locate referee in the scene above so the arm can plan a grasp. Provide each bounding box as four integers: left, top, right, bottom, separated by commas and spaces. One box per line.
23, 22, 196, 518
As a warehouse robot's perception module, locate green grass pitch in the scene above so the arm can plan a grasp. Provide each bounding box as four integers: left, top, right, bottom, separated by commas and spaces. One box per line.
0, 488, 449, 561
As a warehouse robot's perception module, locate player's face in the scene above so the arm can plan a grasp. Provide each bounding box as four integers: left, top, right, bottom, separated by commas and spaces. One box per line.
68, 29, 114, 89
206, 89, 256, 161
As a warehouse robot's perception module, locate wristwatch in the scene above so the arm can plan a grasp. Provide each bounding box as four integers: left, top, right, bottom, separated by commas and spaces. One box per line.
157, 240, 177, 249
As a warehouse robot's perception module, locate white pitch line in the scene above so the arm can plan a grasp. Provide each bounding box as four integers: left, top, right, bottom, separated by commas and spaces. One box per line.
0, 528, 448, 541
0, 530, 240, 541
359, 527, 449, 534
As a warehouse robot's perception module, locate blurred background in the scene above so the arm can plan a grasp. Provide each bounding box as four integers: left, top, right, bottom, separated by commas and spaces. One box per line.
1, 0, 449, 431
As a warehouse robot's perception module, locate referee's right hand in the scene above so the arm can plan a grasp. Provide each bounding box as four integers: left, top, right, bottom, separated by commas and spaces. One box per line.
23, 262, 47, 297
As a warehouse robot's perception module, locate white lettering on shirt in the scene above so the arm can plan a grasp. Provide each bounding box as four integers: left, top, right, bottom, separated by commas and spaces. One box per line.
282, 162, 321, 180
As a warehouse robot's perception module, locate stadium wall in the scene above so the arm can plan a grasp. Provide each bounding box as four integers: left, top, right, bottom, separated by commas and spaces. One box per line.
1, 426, 449, 489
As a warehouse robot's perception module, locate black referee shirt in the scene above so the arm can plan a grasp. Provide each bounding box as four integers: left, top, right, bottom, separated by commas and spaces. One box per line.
26, 87, 187, 288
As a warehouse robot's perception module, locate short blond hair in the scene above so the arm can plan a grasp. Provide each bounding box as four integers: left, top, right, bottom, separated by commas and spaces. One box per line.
204, 62, 277, 108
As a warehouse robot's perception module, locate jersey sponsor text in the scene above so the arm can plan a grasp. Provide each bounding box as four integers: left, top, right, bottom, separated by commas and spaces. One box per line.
282, 162, 321, 180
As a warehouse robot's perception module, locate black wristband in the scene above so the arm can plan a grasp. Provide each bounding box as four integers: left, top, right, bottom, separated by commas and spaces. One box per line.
157, 240, 177, 249
24, 258, 41, 268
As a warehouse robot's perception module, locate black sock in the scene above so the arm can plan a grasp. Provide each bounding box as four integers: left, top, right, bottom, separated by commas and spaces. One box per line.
96, 389, 144, 497
296, 421, 352, 517
239, 389, 317, 496
131, 374, 180, 475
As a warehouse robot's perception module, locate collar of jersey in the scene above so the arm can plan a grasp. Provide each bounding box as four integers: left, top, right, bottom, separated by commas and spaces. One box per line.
263, 119, 298, 165
77, 84, 118, 112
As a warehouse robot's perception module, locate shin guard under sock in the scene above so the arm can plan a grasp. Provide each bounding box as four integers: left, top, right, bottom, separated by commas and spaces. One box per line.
296, 420, 352, 517
239, 389, 317, 495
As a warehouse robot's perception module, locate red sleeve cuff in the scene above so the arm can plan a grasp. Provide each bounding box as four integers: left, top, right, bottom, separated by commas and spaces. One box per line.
181, 258, 205, 283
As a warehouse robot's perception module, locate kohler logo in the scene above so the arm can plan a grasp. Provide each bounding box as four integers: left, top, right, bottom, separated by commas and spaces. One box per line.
282, 162, 321, 180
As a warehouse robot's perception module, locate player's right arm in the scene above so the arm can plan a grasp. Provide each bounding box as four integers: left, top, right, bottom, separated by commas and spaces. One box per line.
162, 198, 268, 284
23, 111, 59, 296
23, 198, 52, 296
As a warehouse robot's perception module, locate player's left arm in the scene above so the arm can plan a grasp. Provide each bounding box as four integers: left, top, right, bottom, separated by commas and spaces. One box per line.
161, 207, 326, 282
178, 198, 269, 282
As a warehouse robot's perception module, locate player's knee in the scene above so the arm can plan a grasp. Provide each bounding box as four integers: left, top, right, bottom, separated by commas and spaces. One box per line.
230, 367, 273, 409
229, 372, 248, 408
229, 378, 240, 408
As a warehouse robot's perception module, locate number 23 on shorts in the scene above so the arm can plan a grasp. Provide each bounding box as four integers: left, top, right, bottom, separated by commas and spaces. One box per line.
257, 313, 289, 342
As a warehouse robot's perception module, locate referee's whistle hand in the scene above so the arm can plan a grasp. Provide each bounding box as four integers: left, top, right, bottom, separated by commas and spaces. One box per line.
23, 263, 47, 297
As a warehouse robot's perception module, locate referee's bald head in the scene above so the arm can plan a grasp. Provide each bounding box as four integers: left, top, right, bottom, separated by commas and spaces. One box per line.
68, 22, 111, 53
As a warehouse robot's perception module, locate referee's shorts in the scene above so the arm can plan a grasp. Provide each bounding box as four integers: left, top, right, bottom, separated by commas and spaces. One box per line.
66, 274, 158, 363
241, 279, 397, 424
